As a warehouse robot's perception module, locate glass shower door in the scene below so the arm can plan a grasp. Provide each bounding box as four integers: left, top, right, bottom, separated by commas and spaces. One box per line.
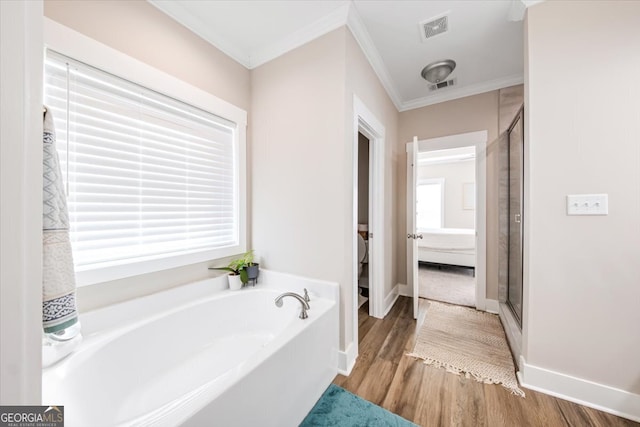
507, 111, 524, 326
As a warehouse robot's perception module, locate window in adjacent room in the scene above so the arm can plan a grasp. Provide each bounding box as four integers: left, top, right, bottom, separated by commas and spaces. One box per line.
416, 178, 444, 230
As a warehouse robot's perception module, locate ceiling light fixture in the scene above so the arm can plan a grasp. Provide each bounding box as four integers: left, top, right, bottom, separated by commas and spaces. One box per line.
421, 59, 456, 83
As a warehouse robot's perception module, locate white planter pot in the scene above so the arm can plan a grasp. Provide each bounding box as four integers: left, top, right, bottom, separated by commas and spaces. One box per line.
228, 274, 243, 291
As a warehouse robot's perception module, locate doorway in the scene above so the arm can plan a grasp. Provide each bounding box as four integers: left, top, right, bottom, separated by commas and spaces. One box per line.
416, 146, 477, 308
407, 131, 488, 319
356, 132, 371, 312
347, 96, 386, 375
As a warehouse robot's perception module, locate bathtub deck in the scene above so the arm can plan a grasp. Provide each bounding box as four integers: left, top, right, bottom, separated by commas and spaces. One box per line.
333, 297, 637, 427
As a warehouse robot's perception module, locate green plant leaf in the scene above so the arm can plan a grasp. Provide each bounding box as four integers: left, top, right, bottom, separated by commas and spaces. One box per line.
240, 269, 249, 284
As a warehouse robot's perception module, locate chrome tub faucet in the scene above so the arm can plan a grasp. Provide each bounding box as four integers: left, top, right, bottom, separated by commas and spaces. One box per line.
275, 292, 310, 319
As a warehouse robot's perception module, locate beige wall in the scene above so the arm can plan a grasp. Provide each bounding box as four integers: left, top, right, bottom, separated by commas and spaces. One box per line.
398, 91, 500, 298
44, 0, 252, 311
524, 0, 640, 393
251, 29, 349, 345
418, 161, 476, 230
252, 28, 399, 352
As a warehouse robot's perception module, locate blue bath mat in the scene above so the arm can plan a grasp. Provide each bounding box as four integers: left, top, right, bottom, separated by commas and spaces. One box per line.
300, 384, 418, 427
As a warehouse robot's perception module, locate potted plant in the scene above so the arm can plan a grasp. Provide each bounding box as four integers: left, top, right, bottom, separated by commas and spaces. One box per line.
242, 250, 260, 285
210, 257, 250, 291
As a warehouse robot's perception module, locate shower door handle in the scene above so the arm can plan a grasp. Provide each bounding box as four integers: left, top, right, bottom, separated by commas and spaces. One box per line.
514, 214, 521, 223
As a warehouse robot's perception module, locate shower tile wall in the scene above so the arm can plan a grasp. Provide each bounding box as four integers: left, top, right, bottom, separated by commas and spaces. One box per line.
498, 85, 524, 303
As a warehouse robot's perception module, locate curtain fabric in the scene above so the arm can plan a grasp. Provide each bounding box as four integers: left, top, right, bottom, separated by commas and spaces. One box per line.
42, 106, 79, 336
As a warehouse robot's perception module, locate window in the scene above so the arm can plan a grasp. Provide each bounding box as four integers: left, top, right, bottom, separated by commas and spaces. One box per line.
44, 49, 246, 286
416, 178, 444, 230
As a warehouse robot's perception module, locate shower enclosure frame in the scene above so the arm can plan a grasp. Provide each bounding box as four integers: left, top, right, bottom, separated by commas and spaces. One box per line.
507, 108, 525, 326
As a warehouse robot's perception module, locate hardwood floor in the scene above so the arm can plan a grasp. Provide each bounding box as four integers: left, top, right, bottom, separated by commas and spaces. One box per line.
333, 297, 637, 427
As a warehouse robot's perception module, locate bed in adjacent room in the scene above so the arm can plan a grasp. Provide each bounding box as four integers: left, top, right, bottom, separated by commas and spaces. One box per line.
418, 228, 476, 268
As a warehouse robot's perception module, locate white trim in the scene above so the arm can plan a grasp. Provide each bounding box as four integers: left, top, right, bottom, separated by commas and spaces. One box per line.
337, 342, 357, 376
250, 3, 350, 68
519, 356, 640, 423
0, 0, 43, 403
44, 18, 248, 286
485, 299, 500, 314
346, 5, 403, 110
415, 131, 488, 152
397, 283, 410, 297
147, 0, 252, 68
150, 1, 406, 109
383, 285, 400, 316
351, 95, 386, 370
356, 98, 385, 320
149, 2, 528, 113
149, 1, 350, 70
407, 131, 488, 312
44, 19, 247, 126
399, 74, 524, 112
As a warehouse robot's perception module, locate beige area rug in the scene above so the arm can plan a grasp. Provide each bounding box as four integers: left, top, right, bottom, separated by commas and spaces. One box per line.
419, 264, 475, 307
408, 301, 525, 397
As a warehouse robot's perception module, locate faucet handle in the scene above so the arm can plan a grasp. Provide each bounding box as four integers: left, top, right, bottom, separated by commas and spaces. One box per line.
303, 288, 310, 303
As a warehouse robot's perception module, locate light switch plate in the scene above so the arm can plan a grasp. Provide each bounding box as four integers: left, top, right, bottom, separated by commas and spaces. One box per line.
567, 194, 608, 215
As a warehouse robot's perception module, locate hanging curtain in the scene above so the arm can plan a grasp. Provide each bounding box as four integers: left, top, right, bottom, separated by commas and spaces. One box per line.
42, 106, 80, 339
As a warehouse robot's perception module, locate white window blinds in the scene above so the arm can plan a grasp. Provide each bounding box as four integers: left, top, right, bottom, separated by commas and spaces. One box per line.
44, 50, 239, 277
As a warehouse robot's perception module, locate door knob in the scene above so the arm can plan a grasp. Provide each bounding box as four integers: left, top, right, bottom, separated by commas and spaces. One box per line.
417, 234, 423, 239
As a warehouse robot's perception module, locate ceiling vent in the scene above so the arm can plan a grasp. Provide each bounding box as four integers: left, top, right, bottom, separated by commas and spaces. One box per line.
429, 78, 456, 91
420, 14, 449, 42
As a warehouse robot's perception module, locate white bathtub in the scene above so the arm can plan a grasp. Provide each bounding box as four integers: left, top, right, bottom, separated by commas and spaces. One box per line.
42, 270, 339, 427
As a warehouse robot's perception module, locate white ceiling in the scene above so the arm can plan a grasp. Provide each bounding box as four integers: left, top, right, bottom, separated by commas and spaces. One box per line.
149, 0, 530, 111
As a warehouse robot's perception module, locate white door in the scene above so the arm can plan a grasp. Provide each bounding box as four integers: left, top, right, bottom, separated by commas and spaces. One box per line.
407, 132, 488, 312
406, 137, 420, 319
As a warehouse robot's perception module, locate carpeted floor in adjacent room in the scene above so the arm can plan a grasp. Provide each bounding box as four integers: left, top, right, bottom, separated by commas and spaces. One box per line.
418, 263, 475, 307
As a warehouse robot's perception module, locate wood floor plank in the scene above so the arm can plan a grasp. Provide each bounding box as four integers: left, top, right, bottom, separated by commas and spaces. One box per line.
355, 358, 397, 406
334, 296, 637, 427
382, 354, 426, 421
414, 363, 458, 427
450, 374, 488, 427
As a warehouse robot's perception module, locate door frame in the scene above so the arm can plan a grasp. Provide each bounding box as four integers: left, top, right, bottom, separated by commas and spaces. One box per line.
406, 130, 488, 312
351, 95, 386, 369
0, 0, 43, 403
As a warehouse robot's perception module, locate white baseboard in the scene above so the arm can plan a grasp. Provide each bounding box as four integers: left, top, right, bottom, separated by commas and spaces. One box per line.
485, 298, 499, 314
397, 283, 410, 297
337, 342, 357, 376
383, 284, 400, 316
519, 356, 640, 423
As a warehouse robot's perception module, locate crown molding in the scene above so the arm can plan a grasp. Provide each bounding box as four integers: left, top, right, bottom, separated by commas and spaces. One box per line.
149, 0, 526, 112
249, 2, 350, 68
148, 0, 252, 68
345, 4, 403, 111
399, 74, 524, 112
149, 0, 351, 70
